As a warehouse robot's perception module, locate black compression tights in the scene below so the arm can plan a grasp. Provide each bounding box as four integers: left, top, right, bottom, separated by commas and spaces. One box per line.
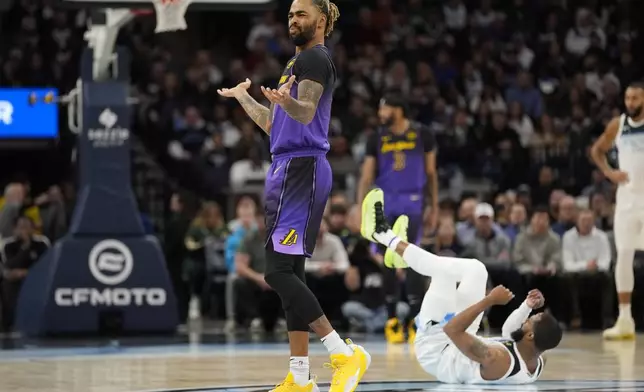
263, 242, 324, 332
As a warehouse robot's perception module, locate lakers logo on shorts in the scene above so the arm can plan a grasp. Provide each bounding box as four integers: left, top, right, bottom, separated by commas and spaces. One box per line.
280, 229, 298, 246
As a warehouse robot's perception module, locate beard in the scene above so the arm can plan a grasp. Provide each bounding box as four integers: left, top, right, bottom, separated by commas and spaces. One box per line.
627, 105, 643, 118
290, 22, 316, 47
510, 328, 525, 342
381, 116, 394, 127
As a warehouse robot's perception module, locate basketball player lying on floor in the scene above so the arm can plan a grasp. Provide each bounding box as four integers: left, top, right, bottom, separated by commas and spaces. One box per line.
361, 188, 563, 385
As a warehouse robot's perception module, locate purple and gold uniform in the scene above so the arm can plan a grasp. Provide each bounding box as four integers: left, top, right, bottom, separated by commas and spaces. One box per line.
365, 122, 436, 243
264, 45, 337, 257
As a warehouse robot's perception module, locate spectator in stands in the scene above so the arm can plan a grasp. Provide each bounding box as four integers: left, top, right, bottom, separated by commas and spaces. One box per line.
590, 192, 614, 231
0, 184, 25, 239
503, 203, 527, 244
0, 216, 50, 332
234, 209, 283, 332
582, 169, 612, 198
342, 257, 409, 333
327, 204, 349, 240
229, 146, 270, 191
461, 203, 511, 267
31, 186, 67, 242
551, 195, 578, 237
424, 217, 464, 257
164, 192, 196, 326
456, 198, 503, 245
184, 201, 228, 320
224, 195, 258, 272
562, 209, 612, 329
305, 218, 350, 323
513, 207, 562, 317
174, 106, 214, 156
505, 70, 543, 119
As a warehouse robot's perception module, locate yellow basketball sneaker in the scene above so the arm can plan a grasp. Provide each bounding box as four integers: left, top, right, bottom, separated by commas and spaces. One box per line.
269, 373, 319, 392
361, 188, 384, 243
603, 316, 636, 340
384, 215, 409, 268
407, 319, 416, 345
327, 340, 371, 392
384, 318, 405, 344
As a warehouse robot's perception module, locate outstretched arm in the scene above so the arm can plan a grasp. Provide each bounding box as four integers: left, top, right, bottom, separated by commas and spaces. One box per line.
236, 91, 273, 134
217, 78, 273, 135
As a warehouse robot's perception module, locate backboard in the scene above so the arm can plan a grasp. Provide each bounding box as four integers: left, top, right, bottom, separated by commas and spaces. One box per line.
60, 0, 275, 10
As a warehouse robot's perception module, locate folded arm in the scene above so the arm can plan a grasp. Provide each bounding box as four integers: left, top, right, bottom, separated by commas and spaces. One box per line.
443, 297, 505, 367
236, 91, 273, 134
280, 80, 324, 125
501, 301, 532, 338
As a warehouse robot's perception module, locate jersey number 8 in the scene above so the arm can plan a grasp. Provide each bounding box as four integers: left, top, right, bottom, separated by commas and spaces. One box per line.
393, 151, 406, 171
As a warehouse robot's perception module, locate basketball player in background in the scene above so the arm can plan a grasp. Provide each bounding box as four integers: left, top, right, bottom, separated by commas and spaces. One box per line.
361, 189, 562, 384
217, 1, 370, 392
591, 81, 644, 340
357, 95, 438, 344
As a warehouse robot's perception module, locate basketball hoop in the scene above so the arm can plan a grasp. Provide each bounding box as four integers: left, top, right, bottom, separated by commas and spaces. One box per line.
152, 0, 190, 33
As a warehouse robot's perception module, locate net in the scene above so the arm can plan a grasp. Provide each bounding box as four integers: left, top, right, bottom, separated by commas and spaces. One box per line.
152, 0, 190, 33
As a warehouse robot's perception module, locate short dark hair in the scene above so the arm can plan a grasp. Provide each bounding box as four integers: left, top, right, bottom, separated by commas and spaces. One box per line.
628, 80, 644, 90
380, 93, 409, 116
531, 205, 549, 217
533, 313, 562, 352
329, 204, 347, 215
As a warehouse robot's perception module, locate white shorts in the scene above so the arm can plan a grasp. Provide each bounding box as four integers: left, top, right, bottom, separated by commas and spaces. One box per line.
614, 208, 644, 250
413, 317, 481, 384
615, 187, 644, 250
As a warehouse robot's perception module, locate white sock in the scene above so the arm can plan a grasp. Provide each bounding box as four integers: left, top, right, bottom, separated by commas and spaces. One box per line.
321, 330, 353, 356
289, 357, 310, 386
619, 304, 632, 319
373, 229, 401, 250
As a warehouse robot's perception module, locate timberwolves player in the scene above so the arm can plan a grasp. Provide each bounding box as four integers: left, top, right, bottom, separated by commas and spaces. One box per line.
357, 95, 438, 344
217, 1, 370, 391
591, 81, 644, 340
361, 189, 563, 384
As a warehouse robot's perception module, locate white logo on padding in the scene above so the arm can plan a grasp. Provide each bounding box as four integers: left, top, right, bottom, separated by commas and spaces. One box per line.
89, 239, 133, 285
98, 108, 117, 129
0, 101, 14, 125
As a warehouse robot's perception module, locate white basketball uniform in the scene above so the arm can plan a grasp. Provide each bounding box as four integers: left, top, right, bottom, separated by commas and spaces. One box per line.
414, 317, 544, 384
613, 114, 644, 250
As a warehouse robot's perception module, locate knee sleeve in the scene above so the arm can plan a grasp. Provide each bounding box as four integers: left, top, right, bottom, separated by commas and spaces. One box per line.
264, 245, 324, 330
615, 248, 635, 293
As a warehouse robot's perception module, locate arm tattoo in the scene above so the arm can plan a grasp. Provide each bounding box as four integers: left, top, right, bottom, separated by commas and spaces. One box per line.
469, 338, 493, 361
237, 92, 271, 134
280, 80, 324, 125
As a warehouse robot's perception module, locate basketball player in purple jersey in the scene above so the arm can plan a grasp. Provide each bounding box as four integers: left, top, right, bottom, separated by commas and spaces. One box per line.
357, 95, 439, 345
217, 1, 370, 392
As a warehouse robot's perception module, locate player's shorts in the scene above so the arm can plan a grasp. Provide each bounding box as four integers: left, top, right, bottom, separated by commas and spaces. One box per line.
414, 316, 460, 383
264, 152, 332, 257
614, 187, 644, 250
414, 314, 481, 384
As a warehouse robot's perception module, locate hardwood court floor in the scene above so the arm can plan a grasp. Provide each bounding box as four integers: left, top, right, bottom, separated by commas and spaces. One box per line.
0, 333, 642, 392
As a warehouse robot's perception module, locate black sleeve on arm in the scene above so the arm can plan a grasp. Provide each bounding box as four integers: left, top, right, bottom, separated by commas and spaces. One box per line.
421, 127, 436, 152
293, 48, 333, 91
365, 132, 379, 157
